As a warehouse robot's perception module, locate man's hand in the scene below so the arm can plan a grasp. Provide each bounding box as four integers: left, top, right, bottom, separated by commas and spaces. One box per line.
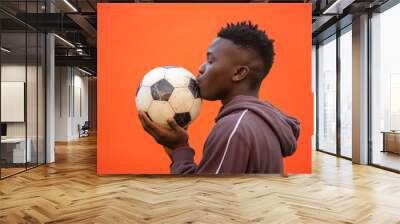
138, 111, 189, 149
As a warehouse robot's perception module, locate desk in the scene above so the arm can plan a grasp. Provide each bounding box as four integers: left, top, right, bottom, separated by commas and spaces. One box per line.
381, 131, 400, 154
1, 138, 31, 163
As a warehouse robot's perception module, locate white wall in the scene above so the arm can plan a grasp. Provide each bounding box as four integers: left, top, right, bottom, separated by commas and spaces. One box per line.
72, 73, 89, 138
1, 65, 26, 140
1, 82, 25, 122
1, 65, 26, 134
55, 67, 89, 141
55, 66, 70, 141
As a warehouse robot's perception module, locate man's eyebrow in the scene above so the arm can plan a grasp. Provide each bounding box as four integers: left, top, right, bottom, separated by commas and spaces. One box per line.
207, 52, 214, 57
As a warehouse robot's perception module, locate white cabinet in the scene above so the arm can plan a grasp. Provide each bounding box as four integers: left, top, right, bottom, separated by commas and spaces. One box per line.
1, 138, 32, 163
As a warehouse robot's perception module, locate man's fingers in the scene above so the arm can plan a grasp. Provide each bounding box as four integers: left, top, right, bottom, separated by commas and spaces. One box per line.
138, 112, 148, 129
138, 112, 152, 131
138, 111, 160, 137
167, 118, 182, 131
138, 111, 145, 124
140, 112, 161, 132
138, 112, 152, 132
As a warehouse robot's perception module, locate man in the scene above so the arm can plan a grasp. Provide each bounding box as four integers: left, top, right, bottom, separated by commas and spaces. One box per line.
138, 21, 300, 174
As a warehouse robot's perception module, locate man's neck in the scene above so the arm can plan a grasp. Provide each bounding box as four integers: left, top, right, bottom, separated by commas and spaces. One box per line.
221, 90, 259, 105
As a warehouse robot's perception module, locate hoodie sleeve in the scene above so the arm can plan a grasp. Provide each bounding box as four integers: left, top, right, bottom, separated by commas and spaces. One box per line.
169, 146, 196, 174
170, 114, 251, 174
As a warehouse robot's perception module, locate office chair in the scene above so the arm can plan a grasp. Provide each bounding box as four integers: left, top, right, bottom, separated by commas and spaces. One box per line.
79, 121, 90, 138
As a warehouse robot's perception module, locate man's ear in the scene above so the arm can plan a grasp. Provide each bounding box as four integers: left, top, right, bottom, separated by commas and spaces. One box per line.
232, 66, 250, 82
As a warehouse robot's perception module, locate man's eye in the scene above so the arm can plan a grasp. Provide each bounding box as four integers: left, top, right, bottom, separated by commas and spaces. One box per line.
208, 60, 213, 64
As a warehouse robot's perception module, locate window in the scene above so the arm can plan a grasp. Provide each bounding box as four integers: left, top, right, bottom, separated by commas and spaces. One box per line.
339, 27, 352, 158
370, 2, 400, 171
317, 35, 337, 154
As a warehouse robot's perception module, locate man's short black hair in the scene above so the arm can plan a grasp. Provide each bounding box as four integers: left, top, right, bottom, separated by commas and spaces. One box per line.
218, 21, 275, 80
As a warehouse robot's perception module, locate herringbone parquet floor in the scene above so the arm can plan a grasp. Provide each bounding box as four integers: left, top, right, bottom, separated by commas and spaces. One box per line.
1, 134, 400, 224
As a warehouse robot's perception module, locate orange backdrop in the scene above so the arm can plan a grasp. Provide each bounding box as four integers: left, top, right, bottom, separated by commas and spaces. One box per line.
98, 3, 312, 174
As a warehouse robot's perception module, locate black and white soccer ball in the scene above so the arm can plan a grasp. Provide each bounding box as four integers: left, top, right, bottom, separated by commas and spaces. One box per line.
136, 66, 202, 129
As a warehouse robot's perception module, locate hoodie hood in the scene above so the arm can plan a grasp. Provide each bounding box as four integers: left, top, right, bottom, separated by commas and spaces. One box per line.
216, 95, 300, 157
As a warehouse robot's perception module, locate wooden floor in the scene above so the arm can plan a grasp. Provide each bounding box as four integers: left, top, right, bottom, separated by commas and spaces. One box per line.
0, 167, 26, 178
1, 135, 400, 223
372, 150, 400, 171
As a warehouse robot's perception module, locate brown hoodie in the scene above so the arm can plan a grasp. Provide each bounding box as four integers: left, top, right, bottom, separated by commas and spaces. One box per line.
170, 95, 300, 174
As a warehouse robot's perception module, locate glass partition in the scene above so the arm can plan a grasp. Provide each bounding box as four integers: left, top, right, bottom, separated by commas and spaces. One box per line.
0, 1, 46, 179
1, 30, 28, 177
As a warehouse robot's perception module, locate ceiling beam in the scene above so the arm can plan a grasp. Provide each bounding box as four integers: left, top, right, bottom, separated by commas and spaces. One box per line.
55, 55, 96, 71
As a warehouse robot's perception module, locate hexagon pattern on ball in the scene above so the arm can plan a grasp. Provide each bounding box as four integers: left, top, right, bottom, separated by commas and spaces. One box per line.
162, 65, 177, 69
188, 79, 200, 98
174, 112, 192, 128
165, 69, 191, 88
169, 88, 195, 113
136, 66, 202, 129
141, 67, 166, 87
179, 67, 196, 79
150, 79, 174, 101
136, 86, 153, 111
147, 101, 175, 128
136, 82, 142, 96
190, 98, 202, 121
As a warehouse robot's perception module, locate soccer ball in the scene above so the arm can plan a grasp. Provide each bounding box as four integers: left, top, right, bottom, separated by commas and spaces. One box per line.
135, 66, 202, 129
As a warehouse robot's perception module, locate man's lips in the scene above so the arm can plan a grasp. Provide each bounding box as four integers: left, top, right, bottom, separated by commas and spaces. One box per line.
196, 78, 201, 83
196, 74, 203, 84
195, 77, 203, 95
